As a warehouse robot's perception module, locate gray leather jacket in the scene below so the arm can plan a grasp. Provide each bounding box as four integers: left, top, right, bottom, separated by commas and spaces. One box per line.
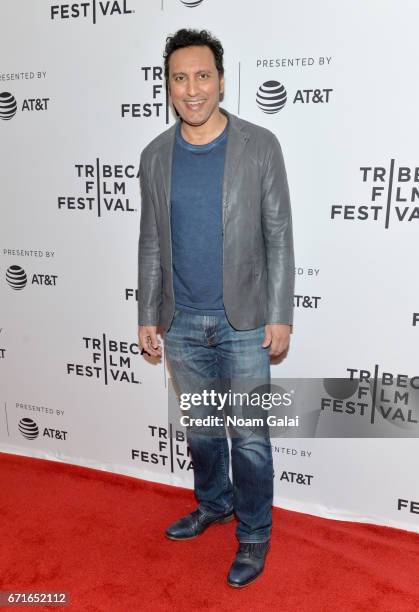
137, 107, 295, 331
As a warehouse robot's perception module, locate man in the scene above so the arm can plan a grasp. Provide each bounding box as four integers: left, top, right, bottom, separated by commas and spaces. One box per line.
137, 28, 294, 588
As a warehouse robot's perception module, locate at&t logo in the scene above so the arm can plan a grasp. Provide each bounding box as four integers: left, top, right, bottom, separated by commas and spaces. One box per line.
256, 80, 333, 114
279, 471, 313, 485
18, 417, 68, 441
179, 0, 205, 7
256, 81, 287, 114
0, 92, 17, 120
19, 418, 39, 439
0, 92, 50, 120
6, 265, 57, 289
294, 295, 321, 309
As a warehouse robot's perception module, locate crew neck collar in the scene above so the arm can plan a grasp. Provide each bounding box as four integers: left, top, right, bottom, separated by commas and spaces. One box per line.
176, 117, 229, 152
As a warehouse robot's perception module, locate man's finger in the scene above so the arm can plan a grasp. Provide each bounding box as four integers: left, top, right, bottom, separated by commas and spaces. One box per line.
269, 340, 282, 357
262, 332, 272, 348
142, 341, 162, 357
270, 338, 289, 357
148, 330, 161, 352
145, 335, 162, 357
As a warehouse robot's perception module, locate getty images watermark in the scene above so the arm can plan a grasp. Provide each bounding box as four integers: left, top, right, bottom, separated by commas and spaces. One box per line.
166, 376, 419, 438
178, 388, 298, 429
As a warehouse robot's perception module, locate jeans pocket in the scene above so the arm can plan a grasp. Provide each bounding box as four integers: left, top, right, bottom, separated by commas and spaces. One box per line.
166, 308, 181, 336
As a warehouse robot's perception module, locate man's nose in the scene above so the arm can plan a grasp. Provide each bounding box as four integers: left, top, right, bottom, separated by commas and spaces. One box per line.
186, 77, 198, 97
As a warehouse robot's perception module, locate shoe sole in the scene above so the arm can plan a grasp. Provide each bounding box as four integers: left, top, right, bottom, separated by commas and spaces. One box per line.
165, 512, 235, 541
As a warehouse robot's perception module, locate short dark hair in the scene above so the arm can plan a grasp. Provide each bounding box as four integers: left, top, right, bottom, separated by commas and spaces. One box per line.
163, 28, 224, 81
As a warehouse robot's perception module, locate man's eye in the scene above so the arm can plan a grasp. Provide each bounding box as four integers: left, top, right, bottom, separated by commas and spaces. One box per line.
174, 76, 184, 82
199, 73, 209, 79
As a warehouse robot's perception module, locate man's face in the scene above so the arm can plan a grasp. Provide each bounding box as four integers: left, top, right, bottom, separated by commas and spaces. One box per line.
168, 45, 224, 127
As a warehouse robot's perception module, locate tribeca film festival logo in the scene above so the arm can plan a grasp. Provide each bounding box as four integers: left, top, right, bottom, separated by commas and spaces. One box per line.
18, 417, 68, 441
5, 265, 57, 290
121, 66, 168, 122
125, 287, 138, 303
0, 92, 50, 121
322, 366, 418, 426
67, 334, 140, 384
132, 424, 192, 474
397, 497, 419, 515
331, 162, 419, 228
50, 1, 134, 24
256, 80, 333, 114
58, 160, 139, 216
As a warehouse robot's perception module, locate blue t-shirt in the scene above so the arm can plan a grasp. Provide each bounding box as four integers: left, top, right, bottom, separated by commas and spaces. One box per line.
170, 120, 228, 315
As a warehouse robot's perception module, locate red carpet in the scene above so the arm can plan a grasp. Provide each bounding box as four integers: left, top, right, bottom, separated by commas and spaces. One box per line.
1, 451, 418, 611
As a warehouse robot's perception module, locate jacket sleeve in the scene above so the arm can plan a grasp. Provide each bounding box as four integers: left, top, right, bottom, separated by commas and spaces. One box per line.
261, 133, 295, 325
137, 152, 162, 326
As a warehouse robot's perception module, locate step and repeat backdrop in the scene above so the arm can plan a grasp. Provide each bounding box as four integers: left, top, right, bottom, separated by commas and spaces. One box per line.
1, 0, 418, 533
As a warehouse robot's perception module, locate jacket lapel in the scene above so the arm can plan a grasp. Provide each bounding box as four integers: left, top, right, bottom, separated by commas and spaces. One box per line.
158, 123, 177, 218
220, 109, 249, 227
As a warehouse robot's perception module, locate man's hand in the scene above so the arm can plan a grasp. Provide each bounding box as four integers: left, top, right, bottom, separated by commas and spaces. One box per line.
262, 324, 291, 358
138, 325, 162, 358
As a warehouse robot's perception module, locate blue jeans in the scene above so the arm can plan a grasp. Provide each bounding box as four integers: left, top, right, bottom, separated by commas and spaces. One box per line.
164, 308, 273, 543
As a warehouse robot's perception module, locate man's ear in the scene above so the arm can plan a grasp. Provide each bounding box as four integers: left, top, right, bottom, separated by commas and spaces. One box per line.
219, 74, 225, 100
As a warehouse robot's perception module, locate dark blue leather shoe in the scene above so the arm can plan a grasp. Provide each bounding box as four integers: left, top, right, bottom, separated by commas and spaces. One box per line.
227, 541, 270, 587
165, 507, 234, 540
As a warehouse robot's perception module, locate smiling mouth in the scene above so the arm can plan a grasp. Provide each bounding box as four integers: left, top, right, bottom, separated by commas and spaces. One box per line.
184, 100, 206, 109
